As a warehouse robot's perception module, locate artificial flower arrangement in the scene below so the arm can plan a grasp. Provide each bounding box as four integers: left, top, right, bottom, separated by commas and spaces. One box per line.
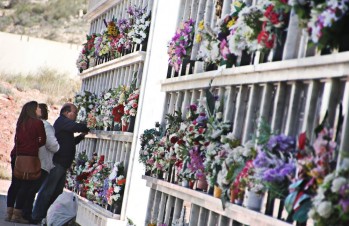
139, 124, 162, 173
195, 20, 222, 66
257, 0, 290, 50
74, 90, 96, 123
253, 133, 297, 199
167, 18, 196, 72
127, 5, 151, 47
66, 152, 127, 213
94, 88, 119, 129
216, 138, 255, 204
176, 104, 208, 182
123, 88, 140, 122
308, 157, 349, 225
85, 155, 111, 204
307, 0, 349, 51
104, 162, 126, 213
76, 5, 152, 73
228, 5, 264, 55
218, 0, 246, 67
285, 124, 336, 223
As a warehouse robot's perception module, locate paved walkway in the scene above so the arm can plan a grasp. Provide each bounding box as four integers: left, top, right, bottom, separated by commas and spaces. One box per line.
0, 179, 38, 226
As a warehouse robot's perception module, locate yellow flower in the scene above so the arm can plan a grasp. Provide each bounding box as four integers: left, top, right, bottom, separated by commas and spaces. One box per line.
234, 1, 242, 8
198, 20, 204, 30
227, 19, 236, 28
196, 34, 202, 43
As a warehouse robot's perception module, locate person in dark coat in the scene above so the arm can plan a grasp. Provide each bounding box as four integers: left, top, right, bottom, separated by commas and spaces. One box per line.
31, 103, 89, 223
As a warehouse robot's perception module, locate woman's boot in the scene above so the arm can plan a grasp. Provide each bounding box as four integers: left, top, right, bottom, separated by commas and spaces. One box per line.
4, 207, 13, 221
11, 209, 29, 224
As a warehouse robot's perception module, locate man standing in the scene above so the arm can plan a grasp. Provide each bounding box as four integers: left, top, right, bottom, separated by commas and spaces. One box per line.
32, 103, 89, 223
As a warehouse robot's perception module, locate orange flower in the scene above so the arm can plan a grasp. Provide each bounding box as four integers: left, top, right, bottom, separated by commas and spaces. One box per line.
117, 178, 126, 185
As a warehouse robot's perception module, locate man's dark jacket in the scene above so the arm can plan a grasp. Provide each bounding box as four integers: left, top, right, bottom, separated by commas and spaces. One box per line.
53, 115, 89, 169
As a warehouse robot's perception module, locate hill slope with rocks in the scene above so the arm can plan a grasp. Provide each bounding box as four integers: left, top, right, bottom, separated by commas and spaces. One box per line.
0, 0, 89, 44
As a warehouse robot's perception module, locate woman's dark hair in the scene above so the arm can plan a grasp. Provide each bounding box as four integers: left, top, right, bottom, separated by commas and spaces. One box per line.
17, 101, 38, 129
39, 103, 48, 120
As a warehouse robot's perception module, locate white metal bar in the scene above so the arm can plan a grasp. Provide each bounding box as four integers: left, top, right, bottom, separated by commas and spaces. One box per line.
301, 81, 320, 135
271, 82, 287, 132
285, 82, 302, 136
189, 204, 200, 226
242, 84, 261, 143
232, 85, 248, 139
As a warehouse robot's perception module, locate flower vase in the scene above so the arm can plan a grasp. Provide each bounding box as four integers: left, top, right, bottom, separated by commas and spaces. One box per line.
207, 185, 214, 195
113, 123, 121, 131
205, 62, 218, 72
234, 199, 243, 206
245, 190, 264, 211
213, 185, 222, 198
181, 179, 189, 188
127, 116, 135, 133
239, 50, 252, 66
196, 176, 208, 192
189, 180, 195, 189
156, 171, 164, 180
339, 34, 349, 52
121, 120, 128, 132
230, 188, 235, 203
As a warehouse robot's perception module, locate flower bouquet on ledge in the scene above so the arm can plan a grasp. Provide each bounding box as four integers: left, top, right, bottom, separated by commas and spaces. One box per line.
127, 5, 151, 49
167, 18, 195, 72
253, 134, 296, 200
285, 125, 337, 223
104, 162, 126, 214
74, 91, 96, 124
308, 158, 349, 226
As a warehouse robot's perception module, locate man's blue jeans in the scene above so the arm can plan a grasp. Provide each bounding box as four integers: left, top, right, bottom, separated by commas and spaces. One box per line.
32, 163, 67, 221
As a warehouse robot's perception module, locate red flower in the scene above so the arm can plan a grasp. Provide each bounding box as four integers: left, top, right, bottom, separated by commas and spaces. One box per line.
98, 155, 105, 165
298, 132, 306, 150
112, 104, 124, 123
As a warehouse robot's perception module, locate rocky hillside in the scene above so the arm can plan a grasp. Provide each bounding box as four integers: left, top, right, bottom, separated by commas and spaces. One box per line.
0, 0, 89, 44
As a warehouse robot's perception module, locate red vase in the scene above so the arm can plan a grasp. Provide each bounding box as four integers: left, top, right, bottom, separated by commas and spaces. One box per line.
121, 120, 128, 131
189, 180, 195, 189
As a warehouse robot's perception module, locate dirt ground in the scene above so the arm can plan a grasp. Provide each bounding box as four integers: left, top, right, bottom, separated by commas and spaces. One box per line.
0, 81, 60, 178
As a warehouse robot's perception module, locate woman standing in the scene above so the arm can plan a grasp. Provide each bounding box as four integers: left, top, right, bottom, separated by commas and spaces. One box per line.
22, 103, 60, 221
5, 101, 46, 223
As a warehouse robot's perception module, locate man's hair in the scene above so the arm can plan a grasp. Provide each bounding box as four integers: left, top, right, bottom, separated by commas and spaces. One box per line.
60, 104, 72, 115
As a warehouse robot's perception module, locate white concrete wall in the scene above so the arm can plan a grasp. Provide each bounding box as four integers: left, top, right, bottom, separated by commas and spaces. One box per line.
122, 0, 181, 225
0, 32, 81, 77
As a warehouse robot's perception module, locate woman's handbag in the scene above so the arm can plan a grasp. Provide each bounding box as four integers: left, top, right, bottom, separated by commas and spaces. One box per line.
14, 155, 41, 180
13, 135, 41, 180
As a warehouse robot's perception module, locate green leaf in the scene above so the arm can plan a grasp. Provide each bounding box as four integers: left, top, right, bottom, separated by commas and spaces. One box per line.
205, 85, 215, 117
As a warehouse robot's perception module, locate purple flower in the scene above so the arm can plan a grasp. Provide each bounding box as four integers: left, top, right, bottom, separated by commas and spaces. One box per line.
253, 150, 270, 168
188, 104, 197, 111
263, 168, 283, 182
339, 184, 349, 197
267, 134, 295, 154
340, 199, 349, 213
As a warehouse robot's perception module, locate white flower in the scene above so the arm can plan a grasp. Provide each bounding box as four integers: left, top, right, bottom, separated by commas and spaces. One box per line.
308, 208, 316, 219
323, 173, 335, 184
225, 132, 235, 141
316, 201, 333, 218
331, 177, 347, 193
216, 112, 223, 120
114, 185, 121, 193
